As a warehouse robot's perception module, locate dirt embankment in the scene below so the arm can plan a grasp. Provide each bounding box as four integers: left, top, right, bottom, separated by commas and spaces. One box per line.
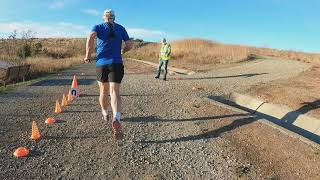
248, 65, 320, 119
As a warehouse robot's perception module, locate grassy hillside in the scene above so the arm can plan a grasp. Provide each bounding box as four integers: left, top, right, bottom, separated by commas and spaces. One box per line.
1, 37, 320, 76
125, 38, 320, 71
0, 38, 86, 77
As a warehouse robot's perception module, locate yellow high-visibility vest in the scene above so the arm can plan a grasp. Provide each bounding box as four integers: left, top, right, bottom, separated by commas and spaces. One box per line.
160, 43, 171, 60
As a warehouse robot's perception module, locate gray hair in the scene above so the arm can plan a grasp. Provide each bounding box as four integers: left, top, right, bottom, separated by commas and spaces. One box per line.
103, 9, 115, 22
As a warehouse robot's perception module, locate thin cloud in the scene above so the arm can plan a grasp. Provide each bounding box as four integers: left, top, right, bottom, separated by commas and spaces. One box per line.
0, 21, 169, 41
0, 21, 89, 38
49, 1, 65, 9
127, 28, 166, 40
83, 9, 100, 16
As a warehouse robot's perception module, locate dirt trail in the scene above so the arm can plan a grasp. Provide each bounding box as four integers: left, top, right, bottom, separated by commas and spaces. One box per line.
1, 58, 319, 179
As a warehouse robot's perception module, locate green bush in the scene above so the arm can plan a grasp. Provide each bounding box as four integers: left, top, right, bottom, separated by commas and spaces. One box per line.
32, 42, 43, 55
17, 44, 32, 59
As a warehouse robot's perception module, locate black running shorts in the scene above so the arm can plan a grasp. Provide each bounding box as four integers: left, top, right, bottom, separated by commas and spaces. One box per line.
96, 63, 124, 83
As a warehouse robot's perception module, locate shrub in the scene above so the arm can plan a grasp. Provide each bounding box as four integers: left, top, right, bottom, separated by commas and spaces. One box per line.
17, 44, 32, 59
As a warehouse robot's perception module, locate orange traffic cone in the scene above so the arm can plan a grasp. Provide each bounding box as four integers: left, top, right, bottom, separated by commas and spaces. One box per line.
55, 100, 62, 113
13, 147, 30, 158
31, 121, 41, 141
192, 86, 198, 91
64, 93, 69, 105
192, 86, 203, 91
67, 90, 73, 102
61, 94, 68, 107
71, 75, 78, 89
45, 117, 56, 125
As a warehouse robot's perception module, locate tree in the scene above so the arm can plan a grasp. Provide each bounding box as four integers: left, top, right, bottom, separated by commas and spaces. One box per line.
18, 30, 36, 59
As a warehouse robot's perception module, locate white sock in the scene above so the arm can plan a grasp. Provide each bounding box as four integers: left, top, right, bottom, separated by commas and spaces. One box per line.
102, 109, 108, 117
114, 112, 121, 122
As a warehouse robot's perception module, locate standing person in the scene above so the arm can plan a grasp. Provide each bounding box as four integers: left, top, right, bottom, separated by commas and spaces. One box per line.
155, 38, 171, 81
84, 9, 132, 139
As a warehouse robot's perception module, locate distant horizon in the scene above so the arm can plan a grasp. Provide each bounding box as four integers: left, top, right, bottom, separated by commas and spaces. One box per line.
1, 34, 318, 54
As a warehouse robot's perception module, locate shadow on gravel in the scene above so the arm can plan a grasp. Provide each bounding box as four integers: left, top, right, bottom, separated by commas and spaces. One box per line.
29, 150, 45, 157
123, 113, 251, 123
55, 120, 66, 123
79, 94, 155, 97
78, 94, 99, 97
121, 94, 156, 97
69, 103, 97, 106
58, 72, 96, 77
210, 96, 320, 144
138, 116, 258, 144
63, 110, 100, 113
30, 79, 96, 86
180, 73, 268, 81
282, 99, 320, 124
45, 135, 99, 141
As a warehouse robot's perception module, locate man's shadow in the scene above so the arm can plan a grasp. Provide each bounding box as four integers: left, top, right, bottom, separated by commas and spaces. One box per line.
123, 114, 257, 144
140, 116, 258, 144
281, 99, 320, 124
180, 73, 268, 81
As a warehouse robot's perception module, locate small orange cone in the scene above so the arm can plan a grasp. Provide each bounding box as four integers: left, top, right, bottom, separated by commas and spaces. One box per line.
192, 86, 203, 91
55, 100, 62, 113
45, 117, 56, 125
31, 121, 41, 141
192, 86, 198, 91
13, 147, 30, 158
67, 90, 73, 102
61, 94, 68, 107
71, 75, 78, 89
64, 93, 69, 105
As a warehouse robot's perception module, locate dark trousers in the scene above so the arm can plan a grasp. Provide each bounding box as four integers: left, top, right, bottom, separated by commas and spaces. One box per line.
156, 60, 169, 79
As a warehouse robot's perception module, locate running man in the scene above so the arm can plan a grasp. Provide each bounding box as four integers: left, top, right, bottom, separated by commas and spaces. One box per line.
84, 9, 132, 139
155, 38, 171, 81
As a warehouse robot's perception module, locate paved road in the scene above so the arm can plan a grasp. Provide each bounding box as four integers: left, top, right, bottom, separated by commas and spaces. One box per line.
1, 58, 319, 179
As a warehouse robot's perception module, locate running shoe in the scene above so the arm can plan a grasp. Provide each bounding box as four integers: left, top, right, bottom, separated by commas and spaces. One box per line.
112, 119, 124, 140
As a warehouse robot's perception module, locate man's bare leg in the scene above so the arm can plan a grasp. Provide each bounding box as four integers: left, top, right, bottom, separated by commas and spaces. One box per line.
109, 82, 122, 119
109, 82, 123, 139
98, 81, 109, 120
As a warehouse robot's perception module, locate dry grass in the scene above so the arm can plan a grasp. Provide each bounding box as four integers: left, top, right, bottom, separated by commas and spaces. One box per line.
0, 38, 86, 79
125, 38, 320, 71
26, 56, 83, 76
125, 39, 249, 65
40, 38, 86, 58
250, 47, 320, 64
0, 38, 86, 61
2, 37, 320, 76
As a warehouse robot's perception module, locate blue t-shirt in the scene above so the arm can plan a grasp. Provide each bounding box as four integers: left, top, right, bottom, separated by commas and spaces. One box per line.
91, 23, 130, 66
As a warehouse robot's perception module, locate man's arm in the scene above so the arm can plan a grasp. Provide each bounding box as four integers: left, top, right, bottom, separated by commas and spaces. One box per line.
167, 44, 171, 56
84, 32, 97, 63
122, 40, 134, 54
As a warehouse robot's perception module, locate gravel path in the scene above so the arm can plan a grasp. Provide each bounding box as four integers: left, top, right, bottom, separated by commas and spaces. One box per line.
1, 57, 318, 180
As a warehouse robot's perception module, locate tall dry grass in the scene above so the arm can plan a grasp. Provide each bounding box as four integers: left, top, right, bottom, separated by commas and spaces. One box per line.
249, 47, 320, 64
26, 56, 83, 76
0, 38, 86, 61
0, 38, 86, 79
125, 38, 320, 70
125, 39, 250, 65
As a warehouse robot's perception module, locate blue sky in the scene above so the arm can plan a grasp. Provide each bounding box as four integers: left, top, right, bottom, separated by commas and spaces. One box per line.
0, 0, 320, 52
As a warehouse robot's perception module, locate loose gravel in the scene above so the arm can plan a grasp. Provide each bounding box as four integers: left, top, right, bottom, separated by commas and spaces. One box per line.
0, 58, 317, 180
